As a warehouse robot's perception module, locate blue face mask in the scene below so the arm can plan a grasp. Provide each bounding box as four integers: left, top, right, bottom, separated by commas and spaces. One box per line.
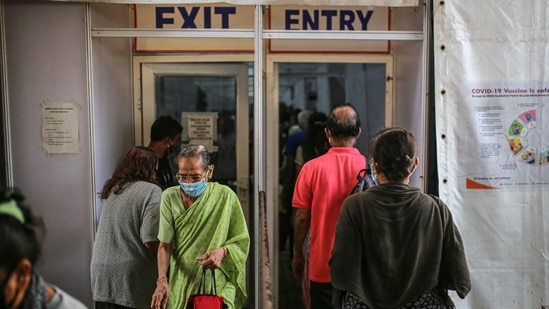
370, 162, 379, 186
179, 179, 207, 197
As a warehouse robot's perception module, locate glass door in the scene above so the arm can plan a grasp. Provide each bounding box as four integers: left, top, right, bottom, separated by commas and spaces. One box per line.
140, 63, 251, 222
267, 58, 393, 309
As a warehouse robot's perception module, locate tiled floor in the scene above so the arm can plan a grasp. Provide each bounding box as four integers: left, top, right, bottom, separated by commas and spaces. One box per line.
278, 249, 306, 309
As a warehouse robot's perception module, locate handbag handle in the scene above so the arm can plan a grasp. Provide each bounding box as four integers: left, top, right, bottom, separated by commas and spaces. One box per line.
198, 267, 218, 296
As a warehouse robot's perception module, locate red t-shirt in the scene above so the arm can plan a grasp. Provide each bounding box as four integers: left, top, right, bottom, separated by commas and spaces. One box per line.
292, 147, 366, 282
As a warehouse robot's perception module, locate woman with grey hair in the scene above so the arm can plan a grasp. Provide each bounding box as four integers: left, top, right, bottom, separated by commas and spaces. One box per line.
151, 145, 250, 309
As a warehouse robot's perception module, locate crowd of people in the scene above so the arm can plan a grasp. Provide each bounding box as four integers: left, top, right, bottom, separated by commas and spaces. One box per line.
0, 110, 472, 309
92, 117, 250, 309
283, 103, 471, 309
1, 115, 250, 309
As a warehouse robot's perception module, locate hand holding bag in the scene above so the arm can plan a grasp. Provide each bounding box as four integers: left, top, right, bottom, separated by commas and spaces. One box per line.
187, 267, 227, 309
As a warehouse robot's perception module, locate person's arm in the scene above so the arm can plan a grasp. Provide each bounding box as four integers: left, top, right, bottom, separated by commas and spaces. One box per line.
144, 241, 159, 255
142, 186, 162, 256
437, 199, 471, 298
292, 208, 311, 280
151, 242, 172, 309
294, 146, 304, 176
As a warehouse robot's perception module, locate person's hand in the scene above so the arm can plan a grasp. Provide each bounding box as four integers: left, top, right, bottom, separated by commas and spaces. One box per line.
292, 254, 305, 280
197, 247, 226, 269
151, 277, 169, 309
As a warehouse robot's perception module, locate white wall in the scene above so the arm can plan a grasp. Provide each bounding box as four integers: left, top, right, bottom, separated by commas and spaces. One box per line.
90, 3, 134, 225
4, 2, 133, 307
434, 1, 549, 307
392, 6, 426, 188
4, 1, 93, 305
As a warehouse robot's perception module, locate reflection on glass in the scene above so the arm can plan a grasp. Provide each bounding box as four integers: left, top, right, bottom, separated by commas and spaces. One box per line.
278, 62, 386, 154
277, 62, 387, 309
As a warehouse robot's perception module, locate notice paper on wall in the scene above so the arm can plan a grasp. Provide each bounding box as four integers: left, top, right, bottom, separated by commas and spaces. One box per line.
181, 112, 218, 153
41, 100, 81, 155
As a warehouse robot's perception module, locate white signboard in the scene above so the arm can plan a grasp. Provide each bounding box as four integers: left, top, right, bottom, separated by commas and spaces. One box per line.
62, 0, 418, 5
268, 6, 389, 53
134, 4, 255, 52
41, 101, 80, 154
134, 5, 389, 53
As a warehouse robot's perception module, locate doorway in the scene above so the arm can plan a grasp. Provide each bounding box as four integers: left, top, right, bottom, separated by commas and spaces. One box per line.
135, 56, 394, 309
139, 62, 251, 220
138, 60, 256, 306
267, 56, 393, 309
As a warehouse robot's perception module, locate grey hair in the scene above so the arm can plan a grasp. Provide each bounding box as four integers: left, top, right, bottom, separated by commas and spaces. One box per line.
177, 144, 211, 169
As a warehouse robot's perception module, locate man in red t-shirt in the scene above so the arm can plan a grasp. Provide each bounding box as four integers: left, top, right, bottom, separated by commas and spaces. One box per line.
292, 103, 366, 309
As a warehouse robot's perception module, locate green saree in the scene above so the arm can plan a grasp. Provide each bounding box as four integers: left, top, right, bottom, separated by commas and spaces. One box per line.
158, 183, 250, 309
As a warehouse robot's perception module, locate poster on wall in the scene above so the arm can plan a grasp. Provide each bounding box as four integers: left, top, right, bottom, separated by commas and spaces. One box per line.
181, 112, 218, 153
134, 4, 390, 53
40, 100, 81, 155
434, 1, 549, 308
458, 83, 549, 190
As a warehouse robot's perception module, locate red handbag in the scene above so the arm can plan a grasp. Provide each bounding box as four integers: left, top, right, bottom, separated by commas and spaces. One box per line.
187, 268, 226, 309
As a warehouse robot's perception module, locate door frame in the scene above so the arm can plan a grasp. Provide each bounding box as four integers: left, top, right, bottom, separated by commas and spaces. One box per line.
139, 61, 250, 211
134, 56, 256, 304
265, 53, 394, 308
134, 55, 253, 213
132, 55, 253, 145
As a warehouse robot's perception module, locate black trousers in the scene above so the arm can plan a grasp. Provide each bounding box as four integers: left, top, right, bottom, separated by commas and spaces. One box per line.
309, 281, 333, 309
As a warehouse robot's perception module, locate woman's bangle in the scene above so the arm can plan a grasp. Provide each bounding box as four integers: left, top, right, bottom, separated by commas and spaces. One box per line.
157, 276, 167, 284
222, 247, 228, 257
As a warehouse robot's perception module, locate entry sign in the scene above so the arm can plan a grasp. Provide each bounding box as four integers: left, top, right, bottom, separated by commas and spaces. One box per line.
269, 6, 390, 53
134, 5, 389, 53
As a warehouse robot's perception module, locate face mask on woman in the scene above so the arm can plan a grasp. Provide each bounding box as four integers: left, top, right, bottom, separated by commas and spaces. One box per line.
370, 162, 379, 186
179, 179, 207, 197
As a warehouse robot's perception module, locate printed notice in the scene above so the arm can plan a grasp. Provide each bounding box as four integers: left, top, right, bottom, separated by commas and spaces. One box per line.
181, 112, 218, 153
458, 83, 549, 190
41, 101, 80, 154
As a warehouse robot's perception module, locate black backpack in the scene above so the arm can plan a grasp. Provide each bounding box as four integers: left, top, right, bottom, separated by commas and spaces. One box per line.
349, 159, 377, 195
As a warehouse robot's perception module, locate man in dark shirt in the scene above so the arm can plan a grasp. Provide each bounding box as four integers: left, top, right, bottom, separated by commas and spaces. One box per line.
148, 116, 183, 189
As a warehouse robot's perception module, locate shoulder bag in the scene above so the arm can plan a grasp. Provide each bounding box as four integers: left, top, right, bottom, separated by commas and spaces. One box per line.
349, 157, 377, 195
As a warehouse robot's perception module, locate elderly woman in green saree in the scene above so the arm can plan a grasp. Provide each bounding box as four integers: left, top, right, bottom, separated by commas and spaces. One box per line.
151, 144, 250, 309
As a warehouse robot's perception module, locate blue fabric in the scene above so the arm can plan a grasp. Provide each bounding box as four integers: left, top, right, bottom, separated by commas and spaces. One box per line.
285, 131, 308, 157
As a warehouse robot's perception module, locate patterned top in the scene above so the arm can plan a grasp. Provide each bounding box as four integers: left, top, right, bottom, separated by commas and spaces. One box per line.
91, 181, 162, 308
